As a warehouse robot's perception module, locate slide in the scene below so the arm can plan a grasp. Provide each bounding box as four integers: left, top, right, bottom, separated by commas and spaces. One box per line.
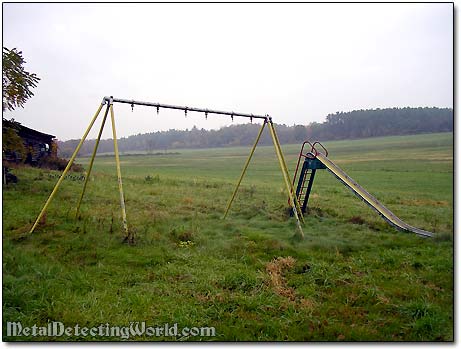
315, 153, 434, 238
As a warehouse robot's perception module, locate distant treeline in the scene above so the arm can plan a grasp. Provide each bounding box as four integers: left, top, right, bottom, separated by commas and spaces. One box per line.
58, 107, 453, 157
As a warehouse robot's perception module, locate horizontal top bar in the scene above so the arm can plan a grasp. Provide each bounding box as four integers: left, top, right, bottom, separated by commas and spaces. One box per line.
103, 96, 269, 120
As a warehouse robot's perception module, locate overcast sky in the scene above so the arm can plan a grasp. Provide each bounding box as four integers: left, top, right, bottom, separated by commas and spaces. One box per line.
3, 3, 453, 141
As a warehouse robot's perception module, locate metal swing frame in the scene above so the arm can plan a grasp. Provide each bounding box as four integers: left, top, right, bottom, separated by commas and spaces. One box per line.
29, 96, 305, 239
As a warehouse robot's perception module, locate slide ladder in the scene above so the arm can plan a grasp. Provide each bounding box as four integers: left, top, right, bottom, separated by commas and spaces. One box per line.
291, 141, 327, 213
296, 167, 314, 210
293, 141, 434, 238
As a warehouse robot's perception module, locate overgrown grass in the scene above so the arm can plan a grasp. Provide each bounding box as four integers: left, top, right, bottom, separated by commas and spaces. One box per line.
3, 132, 453, 341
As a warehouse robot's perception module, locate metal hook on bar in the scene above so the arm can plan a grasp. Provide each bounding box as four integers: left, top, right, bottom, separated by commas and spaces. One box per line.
156, 105, 160, 115
205, 111, 208, 120
231, 112, 234, 122
131, 101, 134, 112
108, 97, 269, 120
185, 108, 188, 118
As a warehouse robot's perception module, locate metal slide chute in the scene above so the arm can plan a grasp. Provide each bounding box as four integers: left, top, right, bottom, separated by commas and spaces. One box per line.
293, 141, 434, 238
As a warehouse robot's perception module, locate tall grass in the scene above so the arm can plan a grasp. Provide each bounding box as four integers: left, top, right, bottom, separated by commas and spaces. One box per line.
3, 132, 453, 341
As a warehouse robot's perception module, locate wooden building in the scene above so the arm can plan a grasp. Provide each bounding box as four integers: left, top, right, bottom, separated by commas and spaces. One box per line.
3, 119, 56, 164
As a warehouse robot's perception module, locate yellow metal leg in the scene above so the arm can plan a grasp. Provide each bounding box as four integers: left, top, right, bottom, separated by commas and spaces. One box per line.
223, 121, 266, 219
29, 102, 104, 234
267, 121, 304, 239
109, 102, 130, 240
269, 121, 304, 222
75, 104, 110, 218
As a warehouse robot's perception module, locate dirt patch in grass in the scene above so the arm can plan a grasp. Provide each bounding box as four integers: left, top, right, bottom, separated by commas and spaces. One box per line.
348, 216, 366, 225
346, 215, 388, 232
182, 197, 194, 205
266, 256, 317, 310
266, 256, 297, 300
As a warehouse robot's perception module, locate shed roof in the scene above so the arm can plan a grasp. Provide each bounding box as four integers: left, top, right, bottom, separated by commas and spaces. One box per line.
3, 119, 55, 140
18, 124, 56, 140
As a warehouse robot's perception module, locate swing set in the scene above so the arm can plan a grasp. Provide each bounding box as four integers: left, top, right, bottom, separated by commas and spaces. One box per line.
29, 96, 305, 240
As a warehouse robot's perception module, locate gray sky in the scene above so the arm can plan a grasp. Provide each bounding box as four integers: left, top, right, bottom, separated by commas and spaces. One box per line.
2, 3, 453, 141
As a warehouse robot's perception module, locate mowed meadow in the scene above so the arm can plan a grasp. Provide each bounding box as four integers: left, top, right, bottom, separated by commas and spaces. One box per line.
2, 132, 453, 341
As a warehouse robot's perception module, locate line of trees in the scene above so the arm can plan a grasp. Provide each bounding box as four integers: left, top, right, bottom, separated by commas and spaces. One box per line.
317, 107, 453, 140
57, 107, 453, 157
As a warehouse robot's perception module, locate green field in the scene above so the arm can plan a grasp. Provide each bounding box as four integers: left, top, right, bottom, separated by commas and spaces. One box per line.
2, 132, 453, 341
